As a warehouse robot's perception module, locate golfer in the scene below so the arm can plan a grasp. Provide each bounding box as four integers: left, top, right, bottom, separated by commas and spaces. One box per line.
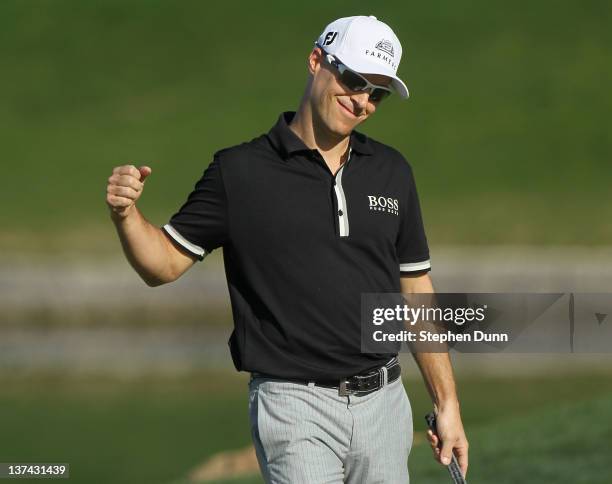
107, 15, 468, 483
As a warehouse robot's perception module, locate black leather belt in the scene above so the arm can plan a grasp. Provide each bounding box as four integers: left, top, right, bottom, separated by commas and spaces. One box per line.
320, 357, 401, 396
252, 357, 401, 397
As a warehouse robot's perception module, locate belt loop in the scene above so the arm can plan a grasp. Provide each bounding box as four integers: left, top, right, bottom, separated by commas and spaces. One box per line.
381, 365, 388, 386
339, 380, 350, 397
308, 381, 316, 387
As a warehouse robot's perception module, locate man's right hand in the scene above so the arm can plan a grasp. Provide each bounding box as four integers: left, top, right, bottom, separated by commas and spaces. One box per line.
106, 165, 152, 219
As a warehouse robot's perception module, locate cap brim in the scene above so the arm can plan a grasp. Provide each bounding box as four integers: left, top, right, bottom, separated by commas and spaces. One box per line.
390, 76, 409, 99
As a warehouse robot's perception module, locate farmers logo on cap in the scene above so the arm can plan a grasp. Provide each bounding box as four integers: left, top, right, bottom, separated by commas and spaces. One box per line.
375, 39, 394, 57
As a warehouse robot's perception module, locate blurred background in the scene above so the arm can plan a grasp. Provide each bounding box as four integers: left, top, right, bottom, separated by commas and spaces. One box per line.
1, 1, 611, 483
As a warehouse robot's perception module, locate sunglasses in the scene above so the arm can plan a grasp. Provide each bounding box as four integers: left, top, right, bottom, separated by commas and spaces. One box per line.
317, 45, 392, 103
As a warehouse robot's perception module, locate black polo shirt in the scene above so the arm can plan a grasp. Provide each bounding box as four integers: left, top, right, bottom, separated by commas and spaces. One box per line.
162, 112, 430, 380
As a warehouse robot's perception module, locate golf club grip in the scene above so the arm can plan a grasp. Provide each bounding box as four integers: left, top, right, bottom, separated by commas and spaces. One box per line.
425, 412, 467, 484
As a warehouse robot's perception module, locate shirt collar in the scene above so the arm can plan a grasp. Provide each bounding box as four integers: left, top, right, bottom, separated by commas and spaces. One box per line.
267, 111, 374, 159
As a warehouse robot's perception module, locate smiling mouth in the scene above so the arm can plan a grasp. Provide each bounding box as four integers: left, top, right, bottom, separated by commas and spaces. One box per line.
337, 99, 357, 118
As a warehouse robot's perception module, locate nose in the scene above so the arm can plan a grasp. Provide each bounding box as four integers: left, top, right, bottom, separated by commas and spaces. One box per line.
351, 91, 370, 112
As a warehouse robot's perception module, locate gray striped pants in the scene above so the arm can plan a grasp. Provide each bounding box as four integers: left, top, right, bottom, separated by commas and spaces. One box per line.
248, 374, 413, 483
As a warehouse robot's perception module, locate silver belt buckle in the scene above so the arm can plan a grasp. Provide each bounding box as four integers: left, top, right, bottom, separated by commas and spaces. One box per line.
338, 379, 351, 396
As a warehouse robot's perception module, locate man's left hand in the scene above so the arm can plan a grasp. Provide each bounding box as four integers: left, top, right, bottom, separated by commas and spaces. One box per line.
426, 403, 469, 478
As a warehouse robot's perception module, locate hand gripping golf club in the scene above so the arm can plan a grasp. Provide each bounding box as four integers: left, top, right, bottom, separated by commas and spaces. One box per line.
425, 412, 467, 484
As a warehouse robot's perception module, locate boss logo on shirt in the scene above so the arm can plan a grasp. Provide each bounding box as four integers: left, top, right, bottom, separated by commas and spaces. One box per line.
368, 195, 399, 215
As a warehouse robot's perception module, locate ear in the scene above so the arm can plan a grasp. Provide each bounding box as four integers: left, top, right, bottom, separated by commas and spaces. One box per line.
307, 47, 325, 75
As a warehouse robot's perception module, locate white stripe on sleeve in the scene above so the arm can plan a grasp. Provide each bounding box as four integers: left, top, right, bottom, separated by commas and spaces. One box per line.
399, 260, 431, 272
163, 224, 207, 259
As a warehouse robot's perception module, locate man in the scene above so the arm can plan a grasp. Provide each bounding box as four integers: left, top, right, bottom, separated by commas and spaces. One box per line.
106, 15, 468, 483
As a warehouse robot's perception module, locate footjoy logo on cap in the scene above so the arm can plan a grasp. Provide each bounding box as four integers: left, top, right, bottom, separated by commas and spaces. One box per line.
323, 31, 338, 46
375, 39, 394, 57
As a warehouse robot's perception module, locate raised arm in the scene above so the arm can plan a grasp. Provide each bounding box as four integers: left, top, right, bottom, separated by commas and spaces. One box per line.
106, 164, 196, 286
400, 272, 469, 478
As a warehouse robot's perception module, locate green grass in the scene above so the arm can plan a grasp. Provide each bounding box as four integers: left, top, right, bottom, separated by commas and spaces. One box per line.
1, 1, 611, 251
409, 393, 612, 483
1, 371, 611, 483
0, 372, 253, 484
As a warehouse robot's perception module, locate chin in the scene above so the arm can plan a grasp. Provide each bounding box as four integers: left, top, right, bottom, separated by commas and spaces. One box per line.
329, 109, 359, 136
331, 119, 354, 137
314, 102, 357, 138
316, 113, 350, 138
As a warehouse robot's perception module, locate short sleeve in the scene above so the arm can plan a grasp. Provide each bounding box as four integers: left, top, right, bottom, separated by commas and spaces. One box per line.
396, 163, 431, 273
161, 155, 228, 261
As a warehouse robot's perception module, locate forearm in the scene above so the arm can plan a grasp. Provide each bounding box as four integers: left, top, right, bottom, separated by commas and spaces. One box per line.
400, 273, 460, 408
111, 207, 175, 286
419, 352, 468, 475
412, 352, 460, 410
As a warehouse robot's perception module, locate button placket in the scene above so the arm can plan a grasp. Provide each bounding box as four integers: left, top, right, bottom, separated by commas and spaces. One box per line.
333, 149, 351, 237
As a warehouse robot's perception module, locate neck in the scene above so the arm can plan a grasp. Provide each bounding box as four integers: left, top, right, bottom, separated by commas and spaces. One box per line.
289, 102, 350, 170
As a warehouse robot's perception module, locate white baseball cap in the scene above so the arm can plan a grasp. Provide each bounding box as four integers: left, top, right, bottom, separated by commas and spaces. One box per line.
315, 15, 409, 99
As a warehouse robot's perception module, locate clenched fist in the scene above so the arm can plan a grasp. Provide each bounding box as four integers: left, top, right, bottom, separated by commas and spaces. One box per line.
106, 165, 152, 219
